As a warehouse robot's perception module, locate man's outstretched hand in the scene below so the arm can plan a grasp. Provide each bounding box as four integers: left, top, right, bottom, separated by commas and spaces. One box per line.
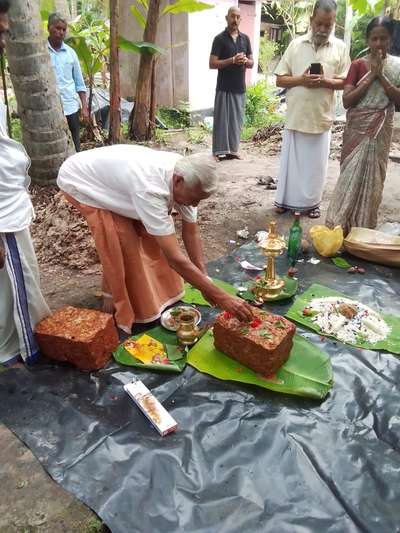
218, 294, 254, 322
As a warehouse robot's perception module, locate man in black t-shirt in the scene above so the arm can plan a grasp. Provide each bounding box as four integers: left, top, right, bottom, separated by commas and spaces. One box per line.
209, 6, 253, 161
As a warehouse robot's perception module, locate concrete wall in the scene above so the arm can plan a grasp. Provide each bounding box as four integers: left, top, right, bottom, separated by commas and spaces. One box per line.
119, 0, 189, 106
187, 0, 232, 112
238, 1, 261, 86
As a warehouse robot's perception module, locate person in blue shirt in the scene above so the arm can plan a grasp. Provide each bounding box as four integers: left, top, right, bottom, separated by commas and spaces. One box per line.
47, 13, 89, 152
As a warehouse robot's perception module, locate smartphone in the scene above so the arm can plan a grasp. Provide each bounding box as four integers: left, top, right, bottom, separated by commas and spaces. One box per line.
310, 62, 322, 75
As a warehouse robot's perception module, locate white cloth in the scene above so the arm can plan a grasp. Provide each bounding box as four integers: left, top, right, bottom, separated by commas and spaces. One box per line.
57, 144, 198, 236
0, 102, 34, 232
0, 229, 50, 364
275, 129, 331, 211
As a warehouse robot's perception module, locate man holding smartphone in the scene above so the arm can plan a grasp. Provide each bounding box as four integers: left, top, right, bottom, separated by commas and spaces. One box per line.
274, 0, 350, 218
209, 6, 253, 161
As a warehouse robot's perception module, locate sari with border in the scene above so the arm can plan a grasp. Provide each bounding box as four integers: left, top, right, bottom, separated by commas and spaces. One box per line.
326, 55, 400, 235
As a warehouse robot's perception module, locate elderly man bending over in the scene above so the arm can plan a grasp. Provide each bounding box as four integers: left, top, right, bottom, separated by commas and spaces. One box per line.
58, 145, 253, 332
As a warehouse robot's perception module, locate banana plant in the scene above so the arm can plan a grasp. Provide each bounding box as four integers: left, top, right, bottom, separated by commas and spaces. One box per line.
127, 0, 215, 141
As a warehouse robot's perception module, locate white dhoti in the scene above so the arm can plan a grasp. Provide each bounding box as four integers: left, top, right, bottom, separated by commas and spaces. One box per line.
274, 129, 331, 212
0, 229, 50, 365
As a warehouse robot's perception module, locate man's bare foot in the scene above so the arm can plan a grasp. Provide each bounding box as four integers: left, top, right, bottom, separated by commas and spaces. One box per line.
102, 295, 114, 314
213, 154, 223, 162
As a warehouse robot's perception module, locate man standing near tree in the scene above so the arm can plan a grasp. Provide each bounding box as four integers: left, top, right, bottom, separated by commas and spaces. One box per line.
274, 0, 350, 218
209, 6, 253, 161
47, 12, 88, 152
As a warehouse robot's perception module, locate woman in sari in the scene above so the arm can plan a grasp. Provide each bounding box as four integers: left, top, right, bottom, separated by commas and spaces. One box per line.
326, 17, 400, 235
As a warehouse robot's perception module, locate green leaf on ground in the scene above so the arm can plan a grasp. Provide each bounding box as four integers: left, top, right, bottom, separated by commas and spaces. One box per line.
331, 256, 352, 269
187, 330, 333, 399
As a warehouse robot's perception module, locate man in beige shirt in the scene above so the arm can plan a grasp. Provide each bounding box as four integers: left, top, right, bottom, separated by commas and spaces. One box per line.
274, 0, 350, 218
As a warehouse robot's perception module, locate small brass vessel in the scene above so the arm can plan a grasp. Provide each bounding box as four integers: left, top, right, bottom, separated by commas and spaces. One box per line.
253, 220, 286, 302
176, 310, 200, 346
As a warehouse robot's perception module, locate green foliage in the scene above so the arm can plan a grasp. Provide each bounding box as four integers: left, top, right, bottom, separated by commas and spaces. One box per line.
11, 118, 22, 143
240, 126, 257, 141
349, 0, 384, 15
244, 80, 283, 129
66, 14, 109, 79
158, 102, 191, 129
187, 127, 205, 144
154, 127, 168, 144
349, 14, 370, 59
130, 4, 147, 28
160, 0, 214, 17
118, 35, 164, 55
258, 35, 279, 74
128, 0, 215, 33
263, 0, 314, 41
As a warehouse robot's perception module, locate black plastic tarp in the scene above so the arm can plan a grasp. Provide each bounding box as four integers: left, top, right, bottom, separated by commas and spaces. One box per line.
0, 242, 399, 533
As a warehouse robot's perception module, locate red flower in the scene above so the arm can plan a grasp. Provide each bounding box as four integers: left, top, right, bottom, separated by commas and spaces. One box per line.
255, 275, 262, 280
250, 318, 262, 328
223, 311, 233, 319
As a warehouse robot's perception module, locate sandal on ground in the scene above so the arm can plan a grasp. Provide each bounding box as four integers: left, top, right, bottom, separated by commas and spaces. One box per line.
308, 207, 321, 219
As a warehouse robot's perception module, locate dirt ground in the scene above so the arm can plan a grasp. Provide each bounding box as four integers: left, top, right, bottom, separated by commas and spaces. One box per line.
33, 129, 400, 311
1, 129, 400, 532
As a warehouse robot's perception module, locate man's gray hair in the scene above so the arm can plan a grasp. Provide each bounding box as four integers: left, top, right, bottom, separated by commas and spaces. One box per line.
174, 153, 218, 194
312, 0, 337, 15
48, 12, 67, 28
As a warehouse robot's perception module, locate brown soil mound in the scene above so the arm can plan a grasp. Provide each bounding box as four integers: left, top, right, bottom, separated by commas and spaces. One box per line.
30, 186, 99, 270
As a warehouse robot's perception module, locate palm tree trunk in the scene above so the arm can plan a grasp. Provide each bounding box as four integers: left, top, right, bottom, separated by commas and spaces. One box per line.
6, 0, 74, 184
128, 0, 161, 141
108, 0, 121, 144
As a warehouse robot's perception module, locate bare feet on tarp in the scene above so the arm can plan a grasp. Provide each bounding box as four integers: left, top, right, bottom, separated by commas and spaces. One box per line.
102, 295, 115, 315
308, 207, 321, 219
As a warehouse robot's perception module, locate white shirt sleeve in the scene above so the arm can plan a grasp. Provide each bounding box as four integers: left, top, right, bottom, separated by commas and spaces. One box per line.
134, 191, 175, 236
174, 203, 197, 223
274, 41, 294, 76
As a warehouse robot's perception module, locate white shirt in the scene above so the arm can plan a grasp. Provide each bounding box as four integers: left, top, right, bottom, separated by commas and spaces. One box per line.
57, 144, 197, 236
275, 32, 350, 134
0, 101, 34, 233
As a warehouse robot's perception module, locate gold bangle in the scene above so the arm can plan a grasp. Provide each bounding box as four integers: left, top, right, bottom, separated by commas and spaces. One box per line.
232, 56, 235, 64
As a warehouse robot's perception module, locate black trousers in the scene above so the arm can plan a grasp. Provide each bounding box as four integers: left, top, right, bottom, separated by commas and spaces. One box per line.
66, 110, 81, 152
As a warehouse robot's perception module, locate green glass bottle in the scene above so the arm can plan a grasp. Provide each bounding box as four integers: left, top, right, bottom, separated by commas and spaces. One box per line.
287, 212, 302, 267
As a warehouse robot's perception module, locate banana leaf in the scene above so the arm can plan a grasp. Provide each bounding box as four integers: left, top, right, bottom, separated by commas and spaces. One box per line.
113, 326, 187, 372
182, 278, 237, 306
286, 284, 400, 354
239, 275, 298, 302
187, 330, 333, 399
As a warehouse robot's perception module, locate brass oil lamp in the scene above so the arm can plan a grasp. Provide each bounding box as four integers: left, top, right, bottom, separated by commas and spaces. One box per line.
253, 220, 286, 302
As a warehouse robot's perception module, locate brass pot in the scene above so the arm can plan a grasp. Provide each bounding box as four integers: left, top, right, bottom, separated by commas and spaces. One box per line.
176, 311, 200, 346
